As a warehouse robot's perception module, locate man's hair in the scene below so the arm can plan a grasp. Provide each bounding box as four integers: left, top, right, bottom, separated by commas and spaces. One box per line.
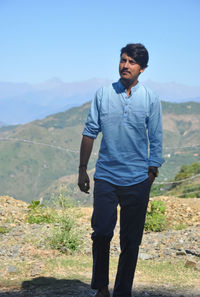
120, 43, 149, 69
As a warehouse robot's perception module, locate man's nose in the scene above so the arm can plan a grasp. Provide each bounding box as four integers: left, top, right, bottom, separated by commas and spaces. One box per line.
124, 61, 129, 68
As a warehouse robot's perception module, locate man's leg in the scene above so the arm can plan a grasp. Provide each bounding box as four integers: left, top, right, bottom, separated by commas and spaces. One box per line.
91, 179, 118, 290
113, 178, 151, 297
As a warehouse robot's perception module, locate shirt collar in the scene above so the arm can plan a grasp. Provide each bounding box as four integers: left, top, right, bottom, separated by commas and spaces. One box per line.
117, 79, 140, 93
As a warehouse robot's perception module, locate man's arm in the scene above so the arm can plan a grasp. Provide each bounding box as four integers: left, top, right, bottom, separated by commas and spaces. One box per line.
78, 88, 102, 192
78, 135, 94, 193
148, 96, 165, 185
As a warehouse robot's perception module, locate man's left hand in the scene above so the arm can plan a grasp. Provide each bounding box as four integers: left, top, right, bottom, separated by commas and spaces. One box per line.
148, 172, 155, 186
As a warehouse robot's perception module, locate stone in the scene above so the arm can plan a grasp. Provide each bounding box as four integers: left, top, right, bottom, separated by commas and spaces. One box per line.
139, 252, 153, 260
195, 262, 200, 271
185, 259, 197, 268
176, 249, 186, 256
8, 265, 18, 274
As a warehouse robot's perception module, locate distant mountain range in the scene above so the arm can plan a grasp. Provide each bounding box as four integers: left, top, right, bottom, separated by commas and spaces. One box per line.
144, 80, 200, 102
0, 122, 6, 127
1, 78, 200, 125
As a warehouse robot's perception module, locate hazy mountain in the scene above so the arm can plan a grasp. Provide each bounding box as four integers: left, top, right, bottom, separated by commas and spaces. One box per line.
144, 80, 200, 102
0, 78, 112, 125
0, 78, 200, 125
0, 122, 6, 127
0, 101, 200, 203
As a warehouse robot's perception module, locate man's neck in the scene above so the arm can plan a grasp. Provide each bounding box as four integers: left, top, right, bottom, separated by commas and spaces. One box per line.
120, 78, 139, 97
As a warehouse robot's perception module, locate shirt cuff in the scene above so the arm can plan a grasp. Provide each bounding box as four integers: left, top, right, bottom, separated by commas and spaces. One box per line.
148, 157, 165, 168
82, 131, 98, 139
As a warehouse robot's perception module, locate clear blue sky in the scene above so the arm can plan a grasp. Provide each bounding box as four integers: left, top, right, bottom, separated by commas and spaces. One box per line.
0, 0, 200, 86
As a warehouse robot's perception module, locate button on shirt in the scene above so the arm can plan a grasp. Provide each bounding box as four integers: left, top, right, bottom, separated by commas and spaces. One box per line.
83, 80, 165, 186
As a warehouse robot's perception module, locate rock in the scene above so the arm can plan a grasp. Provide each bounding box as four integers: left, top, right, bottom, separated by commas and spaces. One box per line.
185, 259, 200, 271
196, 262, 200, 271
185, 259, 197, 268
139, 252, 153, 260
8, 265, 18, 274
185, 248, 200, 257
176, 249, 186, 256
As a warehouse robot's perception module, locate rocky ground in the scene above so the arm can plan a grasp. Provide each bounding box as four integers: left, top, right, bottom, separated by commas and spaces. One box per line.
0, 195, 200, 297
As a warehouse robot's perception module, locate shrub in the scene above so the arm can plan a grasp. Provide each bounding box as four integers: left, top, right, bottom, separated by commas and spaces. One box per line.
150, 200, 166, 214
26, 200, 81, 252
26, 212, 57, 224
26, 200, 57, 224
174, 162, 200, 182
52, 192, 75, 209
49, 215, 80, 252
145, 200, 166, 232
28, 200, 44, 210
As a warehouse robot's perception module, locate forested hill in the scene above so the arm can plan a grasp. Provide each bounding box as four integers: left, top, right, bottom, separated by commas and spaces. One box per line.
162, 101, 200, 114
0, 100, 200, 203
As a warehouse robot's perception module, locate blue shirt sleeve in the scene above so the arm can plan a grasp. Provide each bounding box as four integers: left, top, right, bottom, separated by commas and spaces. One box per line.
148, 97, 165, 167
82, 88, 102, 139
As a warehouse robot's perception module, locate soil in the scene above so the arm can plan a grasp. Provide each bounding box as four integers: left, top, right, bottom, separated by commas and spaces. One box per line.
0, 195, 200, 297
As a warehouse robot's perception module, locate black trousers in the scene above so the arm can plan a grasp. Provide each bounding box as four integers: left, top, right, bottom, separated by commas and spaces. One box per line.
91, 178, 151, 297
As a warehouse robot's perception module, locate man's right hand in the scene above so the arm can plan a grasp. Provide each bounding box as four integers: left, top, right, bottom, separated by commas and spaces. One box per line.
78, 168, 90, 194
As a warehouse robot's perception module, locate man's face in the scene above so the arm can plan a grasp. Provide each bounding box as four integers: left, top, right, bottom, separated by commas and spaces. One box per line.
119, 53, 145, 84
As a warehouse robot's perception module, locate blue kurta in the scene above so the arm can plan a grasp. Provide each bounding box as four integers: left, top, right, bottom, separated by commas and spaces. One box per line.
83, 80, 164, 186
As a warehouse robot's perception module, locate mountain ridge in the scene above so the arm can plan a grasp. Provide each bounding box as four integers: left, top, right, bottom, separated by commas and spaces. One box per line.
0, 100, 200, 203
1, 78, 200, 125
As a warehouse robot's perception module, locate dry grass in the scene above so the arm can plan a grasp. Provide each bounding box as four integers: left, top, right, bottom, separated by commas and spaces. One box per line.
1, 255, 200, 292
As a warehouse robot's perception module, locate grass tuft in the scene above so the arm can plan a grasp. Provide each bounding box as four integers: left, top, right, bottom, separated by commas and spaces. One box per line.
145, 200, 166, 232
26, 200, 81, 252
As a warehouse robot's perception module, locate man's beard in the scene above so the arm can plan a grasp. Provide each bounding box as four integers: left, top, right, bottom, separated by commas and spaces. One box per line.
120, 75, 139, 86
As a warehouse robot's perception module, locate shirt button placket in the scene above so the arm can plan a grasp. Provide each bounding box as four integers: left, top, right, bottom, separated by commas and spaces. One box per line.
124, 101, 128, 120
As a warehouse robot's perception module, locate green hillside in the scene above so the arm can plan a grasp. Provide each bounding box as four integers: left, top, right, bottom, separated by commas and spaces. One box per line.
151, 162, 200, 198
0, 103, 100, 202
0, 101, 200, 203
161, 101, 200, 114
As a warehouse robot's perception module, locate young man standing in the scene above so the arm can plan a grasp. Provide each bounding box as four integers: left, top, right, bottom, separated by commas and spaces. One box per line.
78, 43, 164, 297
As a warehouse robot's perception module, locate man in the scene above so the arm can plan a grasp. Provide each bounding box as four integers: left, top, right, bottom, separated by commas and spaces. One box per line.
78, 43, 164, 297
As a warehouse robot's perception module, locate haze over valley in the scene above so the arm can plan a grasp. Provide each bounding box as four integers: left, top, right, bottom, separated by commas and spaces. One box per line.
1, 78, 200, 125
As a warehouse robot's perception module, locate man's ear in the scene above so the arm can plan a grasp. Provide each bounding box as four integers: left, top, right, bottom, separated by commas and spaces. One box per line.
140, 67, 146, 73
